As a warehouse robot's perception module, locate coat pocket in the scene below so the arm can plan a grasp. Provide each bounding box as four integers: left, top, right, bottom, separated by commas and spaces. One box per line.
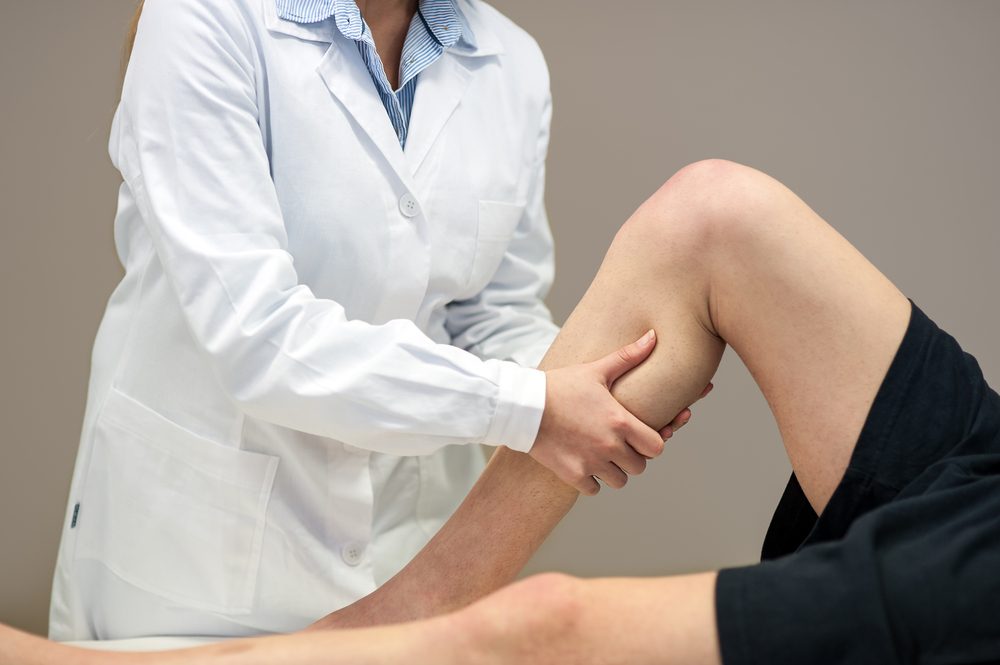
464, 199, 527, 294
73, 387, 279, 615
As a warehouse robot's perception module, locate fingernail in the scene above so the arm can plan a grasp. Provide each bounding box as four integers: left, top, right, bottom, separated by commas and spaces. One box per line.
638, 329, 655, 347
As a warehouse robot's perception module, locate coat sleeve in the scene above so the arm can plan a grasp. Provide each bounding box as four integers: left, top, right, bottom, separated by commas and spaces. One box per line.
111, 0, 545, 455
445, 84, 561, 370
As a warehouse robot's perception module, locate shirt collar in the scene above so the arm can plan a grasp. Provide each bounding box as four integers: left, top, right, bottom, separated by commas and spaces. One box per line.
275, 0, 474, 49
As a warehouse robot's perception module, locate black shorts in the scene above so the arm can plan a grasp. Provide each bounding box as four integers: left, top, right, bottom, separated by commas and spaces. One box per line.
715, 300, 1000, 665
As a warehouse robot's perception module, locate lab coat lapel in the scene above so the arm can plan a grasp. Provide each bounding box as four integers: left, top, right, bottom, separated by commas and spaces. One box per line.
316, 42, 413, 187
404, 54, 473, 176
263, 0, 413, 186
404, 0, 507, 175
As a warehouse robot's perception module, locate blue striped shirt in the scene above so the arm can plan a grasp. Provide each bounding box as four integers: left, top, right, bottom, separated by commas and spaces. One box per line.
276, 0, 467, 148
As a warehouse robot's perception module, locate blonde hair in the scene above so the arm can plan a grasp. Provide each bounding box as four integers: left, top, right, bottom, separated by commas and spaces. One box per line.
121, 1, 145, 78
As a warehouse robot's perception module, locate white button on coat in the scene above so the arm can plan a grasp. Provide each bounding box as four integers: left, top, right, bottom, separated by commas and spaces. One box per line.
341, 542, 365, 566
48, 0, 561, 642
398, 192, 420, 218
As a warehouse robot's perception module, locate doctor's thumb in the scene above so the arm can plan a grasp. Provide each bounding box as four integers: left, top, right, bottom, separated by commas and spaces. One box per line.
594, 329, 657, 385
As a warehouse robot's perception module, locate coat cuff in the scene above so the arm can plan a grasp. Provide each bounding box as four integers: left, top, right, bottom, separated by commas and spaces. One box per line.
482, 361, 546, 453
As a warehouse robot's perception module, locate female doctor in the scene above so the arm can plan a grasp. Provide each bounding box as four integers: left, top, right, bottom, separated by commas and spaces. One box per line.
48, 0, 695, 642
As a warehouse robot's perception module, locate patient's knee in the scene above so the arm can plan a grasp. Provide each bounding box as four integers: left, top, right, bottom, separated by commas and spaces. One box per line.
500, 573, 581, 632
619, 158, 790, 254
453, 574, 584, 663
473, 573, 582, 638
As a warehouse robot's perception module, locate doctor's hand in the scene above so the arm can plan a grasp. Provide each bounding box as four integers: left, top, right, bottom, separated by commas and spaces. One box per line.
529, 330, 667, 495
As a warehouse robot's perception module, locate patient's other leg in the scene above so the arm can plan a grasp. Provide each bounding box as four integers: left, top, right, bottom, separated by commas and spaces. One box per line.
0, 616, 461, 665
547, 158, 909, 512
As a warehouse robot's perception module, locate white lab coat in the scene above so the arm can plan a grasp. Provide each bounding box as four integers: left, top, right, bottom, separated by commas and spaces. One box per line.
49, 0, 559, 641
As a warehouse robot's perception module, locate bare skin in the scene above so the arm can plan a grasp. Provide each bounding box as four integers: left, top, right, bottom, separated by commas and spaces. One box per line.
355, 0, 417, 90
0, 158, 913, 663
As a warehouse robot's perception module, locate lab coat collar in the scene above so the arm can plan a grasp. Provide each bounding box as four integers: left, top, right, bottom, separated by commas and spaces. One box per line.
264, 0, 503, 57
264, 0, 498, 181
276, 0, 462, 47
450, 1, 503, 58
264, 0, 340, 42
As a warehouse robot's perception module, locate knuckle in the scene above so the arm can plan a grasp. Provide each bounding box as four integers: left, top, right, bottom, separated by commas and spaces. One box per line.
609, 412, 629, 432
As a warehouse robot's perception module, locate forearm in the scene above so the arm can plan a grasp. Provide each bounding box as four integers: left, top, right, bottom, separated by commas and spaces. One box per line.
385, 445, 577, 611
309, 444, 577, 628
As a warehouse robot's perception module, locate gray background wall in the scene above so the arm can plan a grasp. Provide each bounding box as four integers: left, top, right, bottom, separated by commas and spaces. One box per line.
2, 0, 998, 636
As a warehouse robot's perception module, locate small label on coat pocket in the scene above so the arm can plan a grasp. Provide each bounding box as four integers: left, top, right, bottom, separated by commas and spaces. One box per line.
70, 502, 80, 529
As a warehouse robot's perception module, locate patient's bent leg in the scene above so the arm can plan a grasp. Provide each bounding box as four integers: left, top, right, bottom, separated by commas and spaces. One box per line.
550, 158, 909, 512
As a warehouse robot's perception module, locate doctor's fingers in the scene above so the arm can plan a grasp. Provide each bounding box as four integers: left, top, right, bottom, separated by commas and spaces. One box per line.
662, 383, 713, 437
621, 411, 666, 459
577, 474, 602, 496
594, 462, 629, 490
614, 445, 649, 476
660, 409, 691, 439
